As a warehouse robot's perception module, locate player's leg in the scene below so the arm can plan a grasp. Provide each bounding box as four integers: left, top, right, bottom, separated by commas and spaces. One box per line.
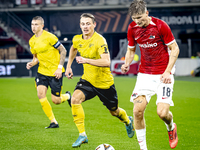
157, 103, 172, 128
51, 92, 71, 104
157, 103, 175, 132
96, 84, 135, 138
35, 73, 58, 128
130, 73, 158, 150
157, 103, 178, 149
109, 107, 135, 138
37, 85, 58, 128
71, 90, 85, 133
71, 79, 95, 148
133, 95, 148, 150
157, 77, 178, 149
71, 90, 88, 148
50, 74, 71, 105
110, 108, 130, 126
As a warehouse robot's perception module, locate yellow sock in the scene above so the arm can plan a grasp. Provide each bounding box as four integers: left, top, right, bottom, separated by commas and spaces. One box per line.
117, 108, 130, 126
39, 97, 55, 121
72, 104, 85, 133
61, 93, 70, 103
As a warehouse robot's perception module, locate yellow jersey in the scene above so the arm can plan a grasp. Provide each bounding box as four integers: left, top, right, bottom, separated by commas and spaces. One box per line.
73, 32, 114, 89
29, 30, 65, 76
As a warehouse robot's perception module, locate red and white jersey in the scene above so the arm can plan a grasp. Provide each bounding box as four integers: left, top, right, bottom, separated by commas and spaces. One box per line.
127, 17, 175, 74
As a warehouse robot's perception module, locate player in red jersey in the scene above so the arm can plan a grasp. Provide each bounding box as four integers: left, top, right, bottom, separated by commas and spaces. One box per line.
121, 0, 179, 149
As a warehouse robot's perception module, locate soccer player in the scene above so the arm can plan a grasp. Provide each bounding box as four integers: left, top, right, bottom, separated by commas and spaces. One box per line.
121, 0, 179, 149
65, 13, 135, 148
26, 16, 71, 129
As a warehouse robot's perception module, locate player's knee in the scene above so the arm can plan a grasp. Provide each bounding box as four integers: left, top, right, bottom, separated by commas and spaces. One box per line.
71, 90, 85, 104
71, 96, 82, 104
52, 100, 60, 105
157, 108, 168, 119
37, 92, 46, 99
133, 107, 144, 119
110, 110, 118, 116
157, 103, 170, 119
52, 97, 61, 105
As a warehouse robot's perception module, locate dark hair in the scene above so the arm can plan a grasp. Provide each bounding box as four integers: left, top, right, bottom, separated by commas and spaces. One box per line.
129, 0, 147, 16
80, 13, 96, 23
32, 16, 44, 25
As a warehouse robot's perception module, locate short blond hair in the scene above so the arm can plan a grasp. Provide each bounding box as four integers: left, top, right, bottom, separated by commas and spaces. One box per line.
32, 16, 44, 25
80, 13, 96, 23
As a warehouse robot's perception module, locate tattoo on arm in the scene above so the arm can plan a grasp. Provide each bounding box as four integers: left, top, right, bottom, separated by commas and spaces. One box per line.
57, 44, 67, 66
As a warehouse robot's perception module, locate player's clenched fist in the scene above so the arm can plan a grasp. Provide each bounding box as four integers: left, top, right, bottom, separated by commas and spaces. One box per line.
26, 62, 33, 70
121, 64, 130, 74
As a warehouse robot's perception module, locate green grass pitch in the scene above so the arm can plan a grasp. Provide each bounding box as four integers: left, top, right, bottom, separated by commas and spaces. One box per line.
0, 76, 200, 150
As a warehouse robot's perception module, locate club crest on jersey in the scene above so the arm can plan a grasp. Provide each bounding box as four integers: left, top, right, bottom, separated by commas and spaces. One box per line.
149, 35, 155, 39
78, 44, 82, 48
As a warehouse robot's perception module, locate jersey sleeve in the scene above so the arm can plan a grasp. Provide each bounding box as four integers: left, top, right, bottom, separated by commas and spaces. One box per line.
159, 20, 175, 46
127, 25, 136, 48
29, 38, 36, 54
49, 33, 61, 49
72, 35, 79, 49
97, 36, 109, 55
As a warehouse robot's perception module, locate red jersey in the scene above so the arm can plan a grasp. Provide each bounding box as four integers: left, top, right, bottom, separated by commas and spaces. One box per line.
127, 17, 175, 74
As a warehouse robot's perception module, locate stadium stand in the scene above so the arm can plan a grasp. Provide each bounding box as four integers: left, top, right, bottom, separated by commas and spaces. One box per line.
0, 0, 200, 59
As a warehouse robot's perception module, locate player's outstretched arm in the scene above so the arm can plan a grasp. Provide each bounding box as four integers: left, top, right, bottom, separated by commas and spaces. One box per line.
26, 54, 38, 70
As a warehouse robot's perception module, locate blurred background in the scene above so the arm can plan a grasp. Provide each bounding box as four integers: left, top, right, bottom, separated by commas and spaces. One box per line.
0, 0, 200, 77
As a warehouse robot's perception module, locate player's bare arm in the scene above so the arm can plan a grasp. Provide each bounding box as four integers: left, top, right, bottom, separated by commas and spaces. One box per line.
65, 45, 78, 79
26, 54, 39, 70
121, 46, 136, 74
76, 53, 110, 67
160, 41, 180, 83
54, 44, 67, 79
57, 44, 67, 66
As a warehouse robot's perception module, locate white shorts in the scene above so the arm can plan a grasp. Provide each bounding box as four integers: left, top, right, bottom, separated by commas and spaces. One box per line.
130, 73, 174, 106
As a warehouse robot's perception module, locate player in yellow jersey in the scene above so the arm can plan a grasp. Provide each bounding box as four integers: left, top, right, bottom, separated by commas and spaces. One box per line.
26, 16, 71, 129
65, 13, 135, 148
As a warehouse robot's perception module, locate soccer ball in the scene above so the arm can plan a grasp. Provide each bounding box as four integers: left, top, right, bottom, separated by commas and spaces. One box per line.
95, 143, 115, 150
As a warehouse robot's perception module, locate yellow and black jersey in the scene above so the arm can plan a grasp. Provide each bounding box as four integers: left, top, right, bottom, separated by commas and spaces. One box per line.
72, 31, 114, 89
29, 30, 65, 76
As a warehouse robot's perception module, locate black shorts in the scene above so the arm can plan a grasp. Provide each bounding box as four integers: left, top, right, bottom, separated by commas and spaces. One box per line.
75, 78, 118, 111
35, 72, 63, 97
